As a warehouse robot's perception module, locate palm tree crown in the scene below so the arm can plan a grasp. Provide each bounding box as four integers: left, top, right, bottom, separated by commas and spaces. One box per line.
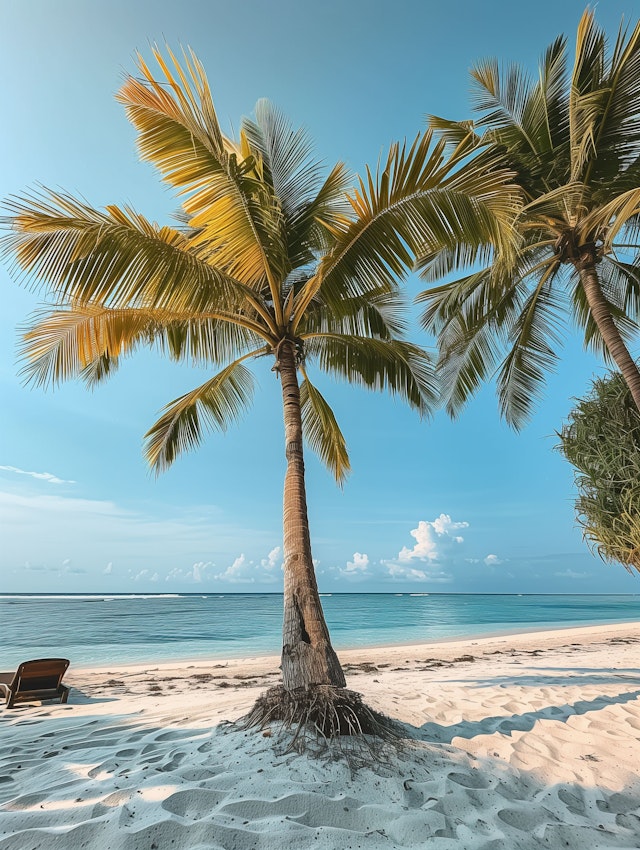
420, 10, 640, 426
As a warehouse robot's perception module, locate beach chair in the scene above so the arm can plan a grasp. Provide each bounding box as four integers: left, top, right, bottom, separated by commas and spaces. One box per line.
0, 658, 70, 708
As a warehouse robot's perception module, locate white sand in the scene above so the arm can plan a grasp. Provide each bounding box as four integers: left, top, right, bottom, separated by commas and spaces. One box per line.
1, 621, 640, 849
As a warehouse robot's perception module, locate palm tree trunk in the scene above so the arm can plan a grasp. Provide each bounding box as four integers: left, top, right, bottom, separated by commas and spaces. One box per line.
277, 340, 346, 691
579, 259, 640, 411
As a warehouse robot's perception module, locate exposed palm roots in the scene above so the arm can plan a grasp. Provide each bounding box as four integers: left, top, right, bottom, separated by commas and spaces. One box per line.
237, 684, 405, 765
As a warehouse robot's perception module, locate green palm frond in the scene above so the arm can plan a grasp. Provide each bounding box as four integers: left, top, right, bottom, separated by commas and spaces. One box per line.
144, 358, 257, 472
242, 101, 323, 220
299, 290, 407, 340
304, 334, 436, 415
299, 373, 350, 484
241, 103, 353, 270
422, 9, 640, 424
158, 317, 263, 365
580, 187, 640, 248
293, 131, 518, 325
604, 256, 640, 321
496, 269, 567, 427
424, 267, 525, 417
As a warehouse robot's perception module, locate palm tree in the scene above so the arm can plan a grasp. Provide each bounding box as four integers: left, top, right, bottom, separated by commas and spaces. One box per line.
2, 48, 513, 722
419, 10, 640, 426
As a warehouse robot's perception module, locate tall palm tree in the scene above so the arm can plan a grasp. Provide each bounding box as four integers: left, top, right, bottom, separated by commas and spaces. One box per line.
2, 49, 514, 705
419, 10, 640, 426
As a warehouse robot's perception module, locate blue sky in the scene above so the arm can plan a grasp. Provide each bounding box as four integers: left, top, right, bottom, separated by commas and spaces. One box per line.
1, 0, 639, 594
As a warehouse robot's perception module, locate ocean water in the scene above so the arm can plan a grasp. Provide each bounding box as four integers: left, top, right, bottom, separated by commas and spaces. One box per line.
1, 593, 639, 669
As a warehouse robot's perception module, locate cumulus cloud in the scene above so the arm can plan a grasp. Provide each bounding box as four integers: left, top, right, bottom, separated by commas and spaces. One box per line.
344, 552, 370, 573
386, 562, 452, 583
134, 568, 159, 582
0, 465, 75, 485
191, 561, 214, 583
385, 562, 428, 581
394, 515, 468, 564
261, 546, 282, 570
483, 554, 505, 566
165, 561, 215, 583
379, 514, 468, 583
214, 554, 255, 584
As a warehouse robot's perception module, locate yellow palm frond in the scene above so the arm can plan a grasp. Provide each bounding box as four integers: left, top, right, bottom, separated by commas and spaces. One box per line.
118, 47, 287, 296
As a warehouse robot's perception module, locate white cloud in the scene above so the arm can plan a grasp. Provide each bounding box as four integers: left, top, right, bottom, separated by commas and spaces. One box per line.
386, 562, 427, 581
344, 552, 370, 573
379, 514, 468, 583
215, 554, 255, 584
165, 561, 215, 583
484, 554, 504, 566
555, 569, 589, 579
385, 561, 452, 583
191, 561, 214, 583
261, 546, 282, 570
0, 465, 75, 485
133, 569, 159, 582
395, 515, 468, 564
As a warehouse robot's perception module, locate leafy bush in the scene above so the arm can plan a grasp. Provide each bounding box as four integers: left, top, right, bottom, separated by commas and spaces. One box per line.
558, 371, 640, 573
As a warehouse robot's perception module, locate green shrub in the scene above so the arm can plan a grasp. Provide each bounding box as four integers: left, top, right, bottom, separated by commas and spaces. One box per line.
558, 371, 640, 573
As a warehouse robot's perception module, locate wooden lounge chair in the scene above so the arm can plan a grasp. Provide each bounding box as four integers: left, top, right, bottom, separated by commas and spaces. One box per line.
0, 658, 70, 708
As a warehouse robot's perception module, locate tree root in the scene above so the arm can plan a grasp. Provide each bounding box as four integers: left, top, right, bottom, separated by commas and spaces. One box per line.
234, 684, 405, 767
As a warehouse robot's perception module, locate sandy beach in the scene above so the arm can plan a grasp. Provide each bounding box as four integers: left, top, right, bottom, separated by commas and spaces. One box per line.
1, 621, 639, 849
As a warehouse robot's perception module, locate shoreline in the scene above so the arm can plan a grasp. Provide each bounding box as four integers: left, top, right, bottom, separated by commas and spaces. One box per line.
73, 617, 640, 674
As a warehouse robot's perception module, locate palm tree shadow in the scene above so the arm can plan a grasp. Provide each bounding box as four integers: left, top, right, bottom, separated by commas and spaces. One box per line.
411, 687, 640, 744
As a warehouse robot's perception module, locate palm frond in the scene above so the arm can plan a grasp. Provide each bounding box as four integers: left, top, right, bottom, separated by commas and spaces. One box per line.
294, 131, 518, 325
19, 303, 159, 388
118, 48, 287, 291
471, 59, 533, 136
589, 19, 640, 182
496, 266, 567, 427
144, 359, 256, 472
299, 290, 407, 339
1, 190, 272, 321
423, 266, 526, 416
299, 373, 350, 484
304, 334, 436, 416
242, 101, 323, 220
580, 187, 640, 248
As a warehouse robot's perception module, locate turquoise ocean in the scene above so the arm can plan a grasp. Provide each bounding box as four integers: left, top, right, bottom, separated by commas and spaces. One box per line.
2, 593, 640, 669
